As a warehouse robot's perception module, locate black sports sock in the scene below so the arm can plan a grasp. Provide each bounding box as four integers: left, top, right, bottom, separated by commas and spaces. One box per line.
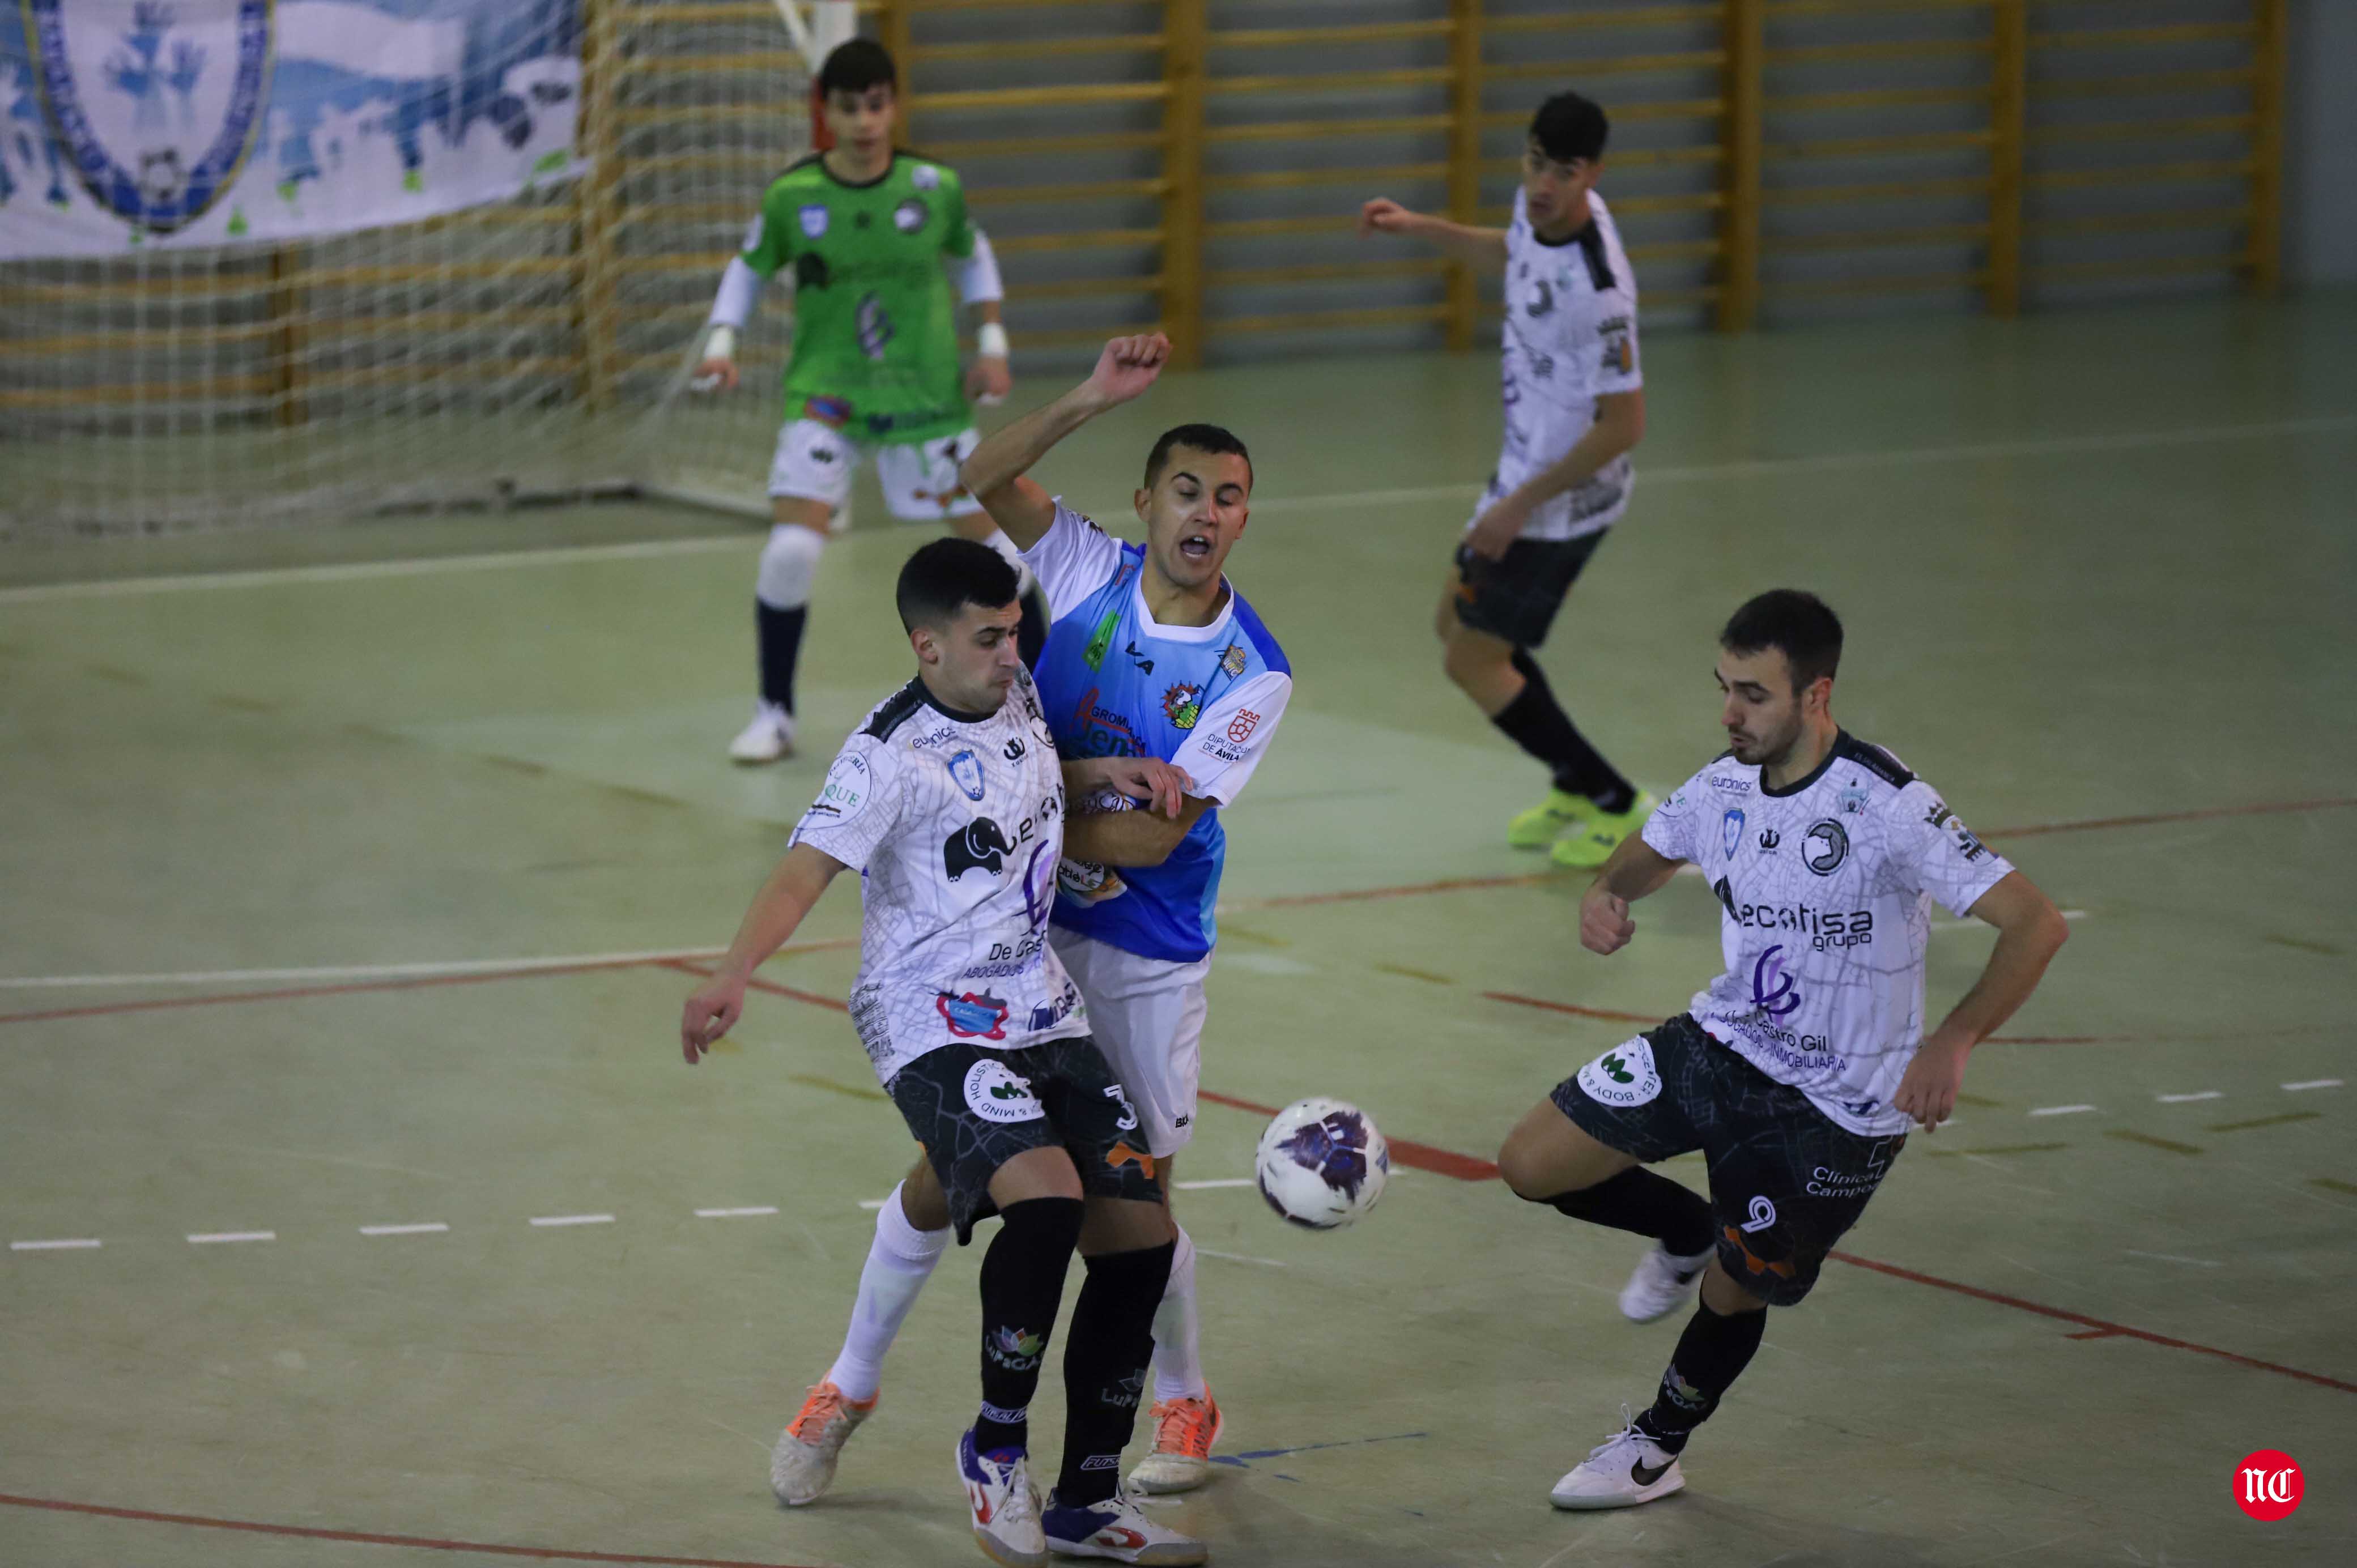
1529, 1166, 1714, 1258
755, 599, 809, 714
973, 1197, 1086, 1454
1633, 1297, 1767, 1454
1492, 649, 1636, 811
1056, 1240, 1176, 1507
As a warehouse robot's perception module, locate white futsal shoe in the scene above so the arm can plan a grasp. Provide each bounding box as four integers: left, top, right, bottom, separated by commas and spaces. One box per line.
1042, 1485, 1209, 1564
959, 1428, 1046, 1568
1549, 1409, 1685, 1510
1618, 1242, 1716, 1324
728, 702, 795, 764
769, 1379, 874, 1506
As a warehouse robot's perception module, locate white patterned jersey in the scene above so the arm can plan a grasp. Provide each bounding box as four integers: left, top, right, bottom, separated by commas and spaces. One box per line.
1640, 734, 2014, 1137
1478, 188, 1642, 543
790, 668, 1087, 1084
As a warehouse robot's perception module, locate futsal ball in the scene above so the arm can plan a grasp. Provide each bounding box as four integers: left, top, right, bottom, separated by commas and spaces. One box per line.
1255, 1098, 1389, 1229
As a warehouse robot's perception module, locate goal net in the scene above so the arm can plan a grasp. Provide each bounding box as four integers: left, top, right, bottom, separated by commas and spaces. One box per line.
0, 0, 852, 540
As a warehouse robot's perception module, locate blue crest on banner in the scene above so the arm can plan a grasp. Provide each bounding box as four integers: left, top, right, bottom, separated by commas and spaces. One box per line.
25, 0, 275, 233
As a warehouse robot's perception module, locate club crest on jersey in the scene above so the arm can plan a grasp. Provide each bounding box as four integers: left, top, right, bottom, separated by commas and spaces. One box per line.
1803, 818, 1849, 875
946, 749, 986, 802
943, 994, 1015, 1046
1219, 642, 1248, 678
25, 0, 273, 234
798, 203, 829, 237
1162, 683, 1202, 730
1837, 783, 1870, 816
911, 161, 940, 190
1722, 808, 1745, 860
1227, 709, 1261, 745
892, 197, 927, 233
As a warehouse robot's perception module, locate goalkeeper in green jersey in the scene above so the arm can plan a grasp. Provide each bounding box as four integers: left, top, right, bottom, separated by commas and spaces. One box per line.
694, 39, 1032, 764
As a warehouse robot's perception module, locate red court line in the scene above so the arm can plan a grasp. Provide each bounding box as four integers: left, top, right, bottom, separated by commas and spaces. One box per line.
0, 1492, 818, 1568
1197, 1088, 1500, 1181
1984, 795, 2357, 840
1826, 1252, 2357, 1396
659, 957, 847, 1013
1482, 991, 1657, 1026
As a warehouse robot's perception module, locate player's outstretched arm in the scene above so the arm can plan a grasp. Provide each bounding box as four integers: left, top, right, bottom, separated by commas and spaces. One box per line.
1065, 755, 1190, 820
679, 843, 846, 1063
1577, 833, 1684, 956
691, 255, 765, 395
959, 333, 1172, 551
1064, 794, 1214, 869
1358, 197, 1508, 269
1893, 871, 2068, 1130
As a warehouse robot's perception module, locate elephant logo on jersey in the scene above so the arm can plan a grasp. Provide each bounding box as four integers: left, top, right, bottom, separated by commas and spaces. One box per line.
944, 817, 1014, 880
1803, 819, 1849, 875
1750, 945, 1802, 1019
1162, 683, 1202, 730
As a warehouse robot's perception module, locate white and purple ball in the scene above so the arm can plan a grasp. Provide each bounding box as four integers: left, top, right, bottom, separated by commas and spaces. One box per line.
1254, 1097, 1389, 1229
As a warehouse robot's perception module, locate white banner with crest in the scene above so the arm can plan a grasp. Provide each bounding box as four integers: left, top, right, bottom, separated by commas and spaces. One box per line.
0, 0, 582, 258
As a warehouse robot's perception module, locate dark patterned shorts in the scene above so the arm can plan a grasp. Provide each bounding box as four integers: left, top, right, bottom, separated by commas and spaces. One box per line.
1452, 531, 1609, 648
888, 1036, 1163, 1244
1550, 1013, 1906, 1306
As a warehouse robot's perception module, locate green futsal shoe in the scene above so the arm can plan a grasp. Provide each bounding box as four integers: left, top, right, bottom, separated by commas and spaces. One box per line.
1551, 791, 1658, 870
1507, 787, 1595, 850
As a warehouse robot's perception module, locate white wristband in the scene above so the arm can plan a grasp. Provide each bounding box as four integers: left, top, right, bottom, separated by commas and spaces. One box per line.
705, 325, 737, 361
976, 322, 1010, 360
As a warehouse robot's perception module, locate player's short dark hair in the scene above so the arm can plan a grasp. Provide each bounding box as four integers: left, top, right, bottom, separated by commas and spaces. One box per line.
1143, 423, 1253, 492
819, 39, 897, 98
1721, 590, 1844, 692
896, 538, 1019, 633
1530, 91, 1609, 164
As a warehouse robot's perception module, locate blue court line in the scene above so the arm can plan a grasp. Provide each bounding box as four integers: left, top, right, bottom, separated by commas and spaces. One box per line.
1208, 1431, 1428, 1469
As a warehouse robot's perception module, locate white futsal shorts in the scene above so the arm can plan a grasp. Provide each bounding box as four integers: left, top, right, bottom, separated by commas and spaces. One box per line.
1049, 928, 1210, 1160
767, 419, 985, 520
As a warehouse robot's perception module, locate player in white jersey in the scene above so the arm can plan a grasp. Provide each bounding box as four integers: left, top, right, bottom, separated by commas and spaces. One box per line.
1360, 91, 1655, 868
767, 336, 1286, 1510
1494, 590, 2069, 1511
679, 538, 1206, 1566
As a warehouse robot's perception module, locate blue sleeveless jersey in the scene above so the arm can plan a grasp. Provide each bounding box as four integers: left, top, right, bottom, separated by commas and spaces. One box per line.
1032, 539, 1290, 963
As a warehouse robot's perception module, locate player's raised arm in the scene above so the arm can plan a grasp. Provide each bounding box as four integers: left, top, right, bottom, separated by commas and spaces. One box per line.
679, 842, 846, 1062
959, 333, 1172, 550
1357, 197, 1509, 270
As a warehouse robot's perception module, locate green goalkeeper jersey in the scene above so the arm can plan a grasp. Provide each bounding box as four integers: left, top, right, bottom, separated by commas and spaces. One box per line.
740, 151, 977, 445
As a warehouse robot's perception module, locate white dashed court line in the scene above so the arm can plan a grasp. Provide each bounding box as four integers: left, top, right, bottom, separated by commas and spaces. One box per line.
528, 1213, 614, 1228
1175, 1178, 1256, 1190
359, 1222, 448, 1237
2124, 1250, 2224, 1268
2027, 1105, 2099, 1118
2156, 1091, 2223, 1103
1195, 1249, 1287, 1268
694, 1207, 779, 1219
856, 1197, 890, 1211
188, 1231, 275, 1245
2283, 1079, 2343, 1092
12, 1238, 101, 1252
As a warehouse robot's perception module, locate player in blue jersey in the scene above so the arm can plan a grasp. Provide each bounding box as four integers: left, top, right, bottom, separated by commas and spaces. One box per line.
767, 335, 1290, 1518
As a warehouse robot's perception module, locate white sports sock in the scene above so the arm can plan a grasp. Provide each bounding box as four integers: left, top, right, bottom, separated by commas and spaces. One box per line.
825, 1182, 950, 1403
1149, 1224, 1207, 1403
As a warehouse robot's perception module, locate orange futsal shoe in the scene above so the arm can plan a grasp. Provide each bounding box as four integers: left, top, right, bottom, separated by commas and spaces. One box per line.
1126, 1390, 1222, 1494
770, 1379, 877, 1506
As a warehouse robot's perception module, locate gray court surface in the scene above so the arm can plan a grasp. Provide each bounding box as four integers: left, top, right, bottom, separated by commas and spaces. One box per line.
4, 294, 2353, 1566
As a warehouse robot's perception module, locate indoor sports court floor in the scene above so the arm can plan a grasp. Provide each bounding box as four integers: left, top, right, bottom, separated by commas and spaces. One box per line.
5, 293, 2354, 1567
